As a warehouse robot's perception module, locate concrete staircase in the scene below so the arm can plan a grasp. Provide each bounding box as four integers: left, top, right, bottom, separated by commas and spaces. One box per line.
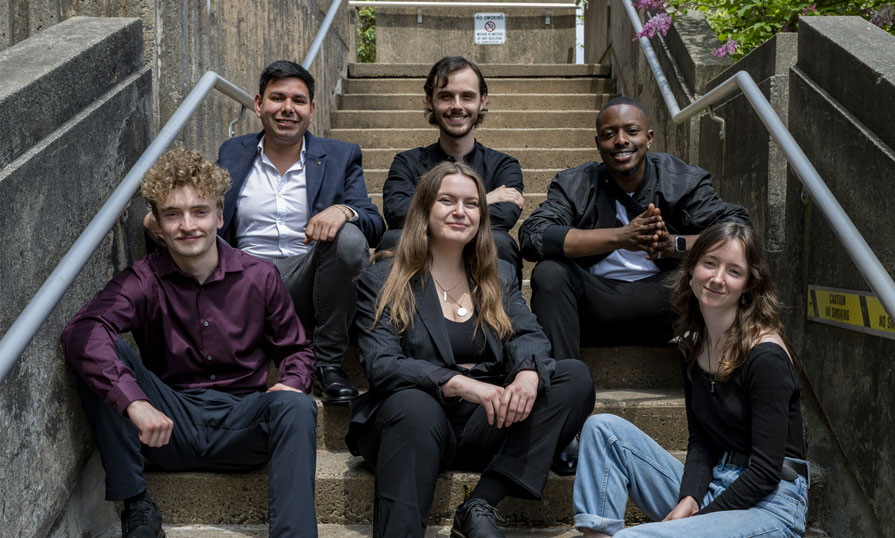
138, 63, 823, 536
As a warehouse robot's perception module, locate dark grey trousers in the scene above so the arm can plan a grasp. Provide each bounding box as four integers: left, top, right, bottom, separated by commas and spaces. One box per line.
353, 359, 596, 538
530, 259, 674, 361
271, 223, 369, 366
78, 339, 319, 538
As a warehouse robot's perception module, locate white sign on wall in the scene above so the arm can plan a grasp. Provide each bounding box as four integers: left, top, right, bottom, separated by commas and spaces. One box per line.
474, 13, 506, 45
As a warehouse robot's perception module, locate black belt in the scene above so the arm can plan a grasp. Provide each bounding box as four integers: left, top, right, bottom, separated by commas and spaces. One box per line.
721, 451, 809, 482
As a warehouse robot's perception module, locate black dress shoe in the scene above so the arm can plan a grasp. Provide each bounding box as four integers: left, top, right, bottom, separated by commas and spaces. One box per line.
551, 434, 580, 475
121, 496, 165, 538
315, 365, 359, 404
451, 498, 506, 538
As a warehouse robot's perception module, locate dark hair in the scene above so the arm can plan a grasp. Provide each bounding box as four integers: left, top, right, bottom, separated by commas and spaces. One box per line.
669, 221, 799, 381
259, 60, 316, 102
596, 96, 649, 130
424, 56, 488, 127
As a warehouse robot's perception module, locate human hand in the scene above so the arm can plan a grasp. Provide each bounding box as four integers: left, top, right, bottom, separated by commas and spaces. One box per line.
615, 203, 664, 253
442, 375, 506, 426
662, 496, 699, 521
305, 205, 351, 243
486, 185, 525, 209
268, 383, 304, 393
498, 369, 539, 428
143, 211, 166, 246
646, 228, 674, 260
126, 399, 173, 447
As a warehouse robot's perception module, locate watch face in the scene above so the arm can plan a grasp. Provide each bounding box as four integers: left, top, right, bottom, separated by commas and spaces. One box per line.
675, 236, 686, 252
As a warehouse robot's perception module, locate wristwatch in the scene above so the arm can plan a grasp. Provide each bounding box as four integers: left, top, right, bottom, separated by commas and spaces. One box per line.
673, 235, 686, 253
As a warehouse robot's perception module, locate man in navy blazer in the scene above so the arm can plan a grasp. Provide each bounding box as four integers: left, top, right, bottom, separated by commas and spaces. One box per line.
216, 60, 384, 402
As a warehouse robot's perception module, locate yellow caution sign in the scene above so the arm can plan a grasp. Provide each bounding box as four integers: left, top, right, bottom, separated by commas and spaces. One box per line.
807, 286, 894, 339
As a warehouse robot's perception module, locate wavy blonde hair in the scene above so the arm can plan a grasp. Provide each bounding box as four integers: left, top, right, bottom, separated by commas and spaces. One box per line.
373, 161, 513, 340
669, 221, 798, 381
141, 148, 231, 216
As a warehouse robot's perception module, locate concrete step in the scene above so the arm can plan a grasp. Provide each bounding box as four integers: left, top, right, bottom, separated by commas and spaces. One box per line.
316, 383, 685, 452
361, 168, 562, 194
332, 110, 599, 129
349, 63, 612, 78
145, 448, 686, 527
337, 93, 607, 111
156, 524, 582, 537
343, 76, 616, 95
363, 147, 596, 170
330, 127, 595, 149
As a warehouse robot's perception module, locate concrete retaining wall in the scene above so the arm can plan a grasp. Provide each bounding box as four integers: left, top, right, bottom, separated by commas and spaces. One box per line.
0, 18, 150, 537
375, 3, 577, 64
583, 3, 894, 534
1, 0, 353, 158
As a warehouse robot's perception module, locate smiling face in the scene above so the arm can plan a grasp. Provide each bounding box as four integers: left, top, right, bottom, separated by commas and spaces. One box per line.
428, 173, 482, 247
156, 185, 223, 267
690, 239, 750, 315
427, 67, 487, 140
595, 104, 654, 187
254, 77, 315, 150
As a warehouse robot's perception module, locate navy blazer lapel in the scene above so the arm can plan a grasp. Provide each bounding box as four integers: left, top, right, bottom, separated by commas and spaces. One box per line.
304, 132, 326, 211
417, 277, 456, 367
221, 132, 263, 233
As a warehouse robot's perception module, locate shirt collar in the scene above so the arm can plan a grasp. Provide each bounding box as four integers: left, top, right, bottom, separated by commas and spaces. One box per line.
257, 133, 307, 171
428, 139, 482, 167
156, 237, 245, 282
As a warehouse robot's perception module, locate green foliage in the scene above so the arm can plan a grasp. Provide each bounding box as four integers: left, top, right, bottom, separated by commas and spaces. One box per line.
357, 6, 376, 63
655, 0, 895, 60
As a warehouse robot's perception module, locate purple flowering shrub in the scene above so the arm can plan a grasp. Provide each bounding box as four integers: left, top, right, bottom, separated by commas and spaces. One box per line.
631, 0, 895, 61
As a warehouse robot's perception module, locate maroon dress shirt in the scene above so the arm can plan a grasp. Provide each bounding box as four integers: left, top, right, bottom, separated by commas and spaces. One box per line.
61, 238, 315, 415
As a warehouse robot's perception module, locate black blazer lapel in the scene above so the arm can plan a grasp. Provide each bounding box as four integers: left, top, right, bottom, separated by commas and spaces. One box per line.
304, 132, 326, 212
416, 277, 456, 368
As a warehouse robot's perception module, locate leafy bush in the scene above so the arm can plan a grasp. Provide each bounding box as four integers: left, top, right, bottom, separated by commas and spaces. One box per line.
634, 0, 895, 60
357, 6, 376, 63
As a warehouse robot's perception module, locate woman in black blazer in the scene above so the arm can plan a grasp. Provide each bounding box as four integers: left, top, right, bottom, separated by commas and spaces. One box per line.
347, 161, 595, 538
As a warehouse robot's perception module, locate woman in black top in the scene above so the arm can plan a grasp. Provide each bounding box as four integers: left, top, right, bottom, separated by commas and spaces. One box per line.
572, 221, 808, 537
347, 161, 595, 538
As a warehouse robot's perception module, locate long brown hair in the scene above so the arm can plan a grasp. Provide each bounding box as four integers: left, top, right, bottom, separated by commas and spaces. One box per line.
669, 221, 797, 381
373, 161, 513, 339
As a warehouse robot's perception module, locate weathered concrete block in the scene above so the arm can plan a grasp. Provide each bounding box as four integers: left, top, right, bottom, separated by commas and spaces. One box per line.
0, 17, 144, 170
0, 18, 151, 537
797, 17, 895, 151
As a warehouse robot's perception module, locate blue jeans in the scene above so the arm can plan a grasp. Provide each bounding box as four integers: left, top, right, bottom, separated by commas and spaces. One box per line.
573, 414, 809, 537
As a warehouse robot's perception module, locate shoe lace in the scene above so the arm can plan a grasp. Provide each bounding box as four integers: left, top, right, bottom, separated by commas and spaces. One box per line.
467, 498, 506, 524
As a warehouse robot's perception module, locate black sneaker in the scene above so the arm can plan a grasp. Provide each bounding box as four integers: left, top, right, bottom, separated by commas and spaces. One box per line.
121, 497, 165, 538
450, 498, 506, 538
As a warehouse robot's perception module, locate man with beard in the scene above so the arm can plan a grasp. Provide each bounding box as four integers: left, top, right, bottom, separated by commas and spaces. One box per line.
381, 56, 525, 280
520, 96, 751, 362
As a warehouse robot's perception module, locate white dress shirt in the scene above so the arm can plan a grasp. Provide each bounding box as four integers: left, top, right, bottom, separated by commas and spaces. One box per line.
235, 136, 311, 258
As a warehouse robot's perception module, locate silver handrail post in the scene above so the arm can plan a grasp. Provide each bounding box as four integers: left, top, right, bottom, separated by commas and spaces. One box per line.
303, 0, 344, 68
619, 0, 895, 320
0, 72, 252, 383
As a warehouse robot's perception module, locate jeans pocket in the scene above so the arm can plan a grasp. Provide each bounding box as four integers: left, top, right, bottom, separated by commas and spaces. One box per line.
756, 478, 808, 536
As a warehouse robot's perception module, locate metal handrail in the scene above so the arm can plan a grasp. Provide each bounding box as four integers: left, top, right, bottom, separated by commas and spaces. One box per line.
349, 1, 576, 7
621, 0, 895, 319
0, 0, 345, 384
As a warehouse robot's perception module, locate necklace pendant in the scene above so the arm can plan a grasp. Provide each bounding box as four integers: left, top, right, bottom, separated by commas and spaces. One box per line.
456, 307, 468, 317
443, 290, 448, 302
710, 380, 716, 394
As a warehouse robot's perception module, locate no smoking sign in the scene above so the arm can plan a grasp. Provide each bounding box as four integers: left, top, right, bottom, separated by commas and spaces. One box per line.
474, 13, 506, 45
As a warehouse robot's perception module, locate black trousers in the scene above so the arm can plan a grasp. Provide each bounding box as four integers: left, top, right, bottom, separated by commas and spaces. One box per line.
78, 340, 319, 538
354, 360, 595, 538
378, 228, 523, 286
529, 259, 674, 360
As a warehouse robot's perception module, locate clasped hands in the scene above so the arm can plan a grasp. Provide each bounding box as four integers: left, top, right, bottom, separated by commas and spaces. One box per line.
441, 369, 539, 428
617, 203, 673, 260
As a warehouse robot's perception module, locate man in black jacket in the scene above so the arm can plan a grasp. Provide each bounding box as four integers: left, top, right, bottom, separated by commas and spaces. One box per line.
381, 56, 525, 281
519, 96, 751, 361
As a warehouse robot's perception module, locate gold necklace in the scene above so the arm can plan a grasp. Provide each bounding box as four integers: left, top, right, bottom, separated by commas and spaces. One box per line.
433, 277, 469, 317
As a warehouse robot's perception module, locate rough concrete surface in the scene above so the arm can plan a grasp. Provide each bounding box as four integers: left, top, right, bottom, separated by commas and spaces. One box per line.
374, 5, 576, 64
0, 18, 150, 537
